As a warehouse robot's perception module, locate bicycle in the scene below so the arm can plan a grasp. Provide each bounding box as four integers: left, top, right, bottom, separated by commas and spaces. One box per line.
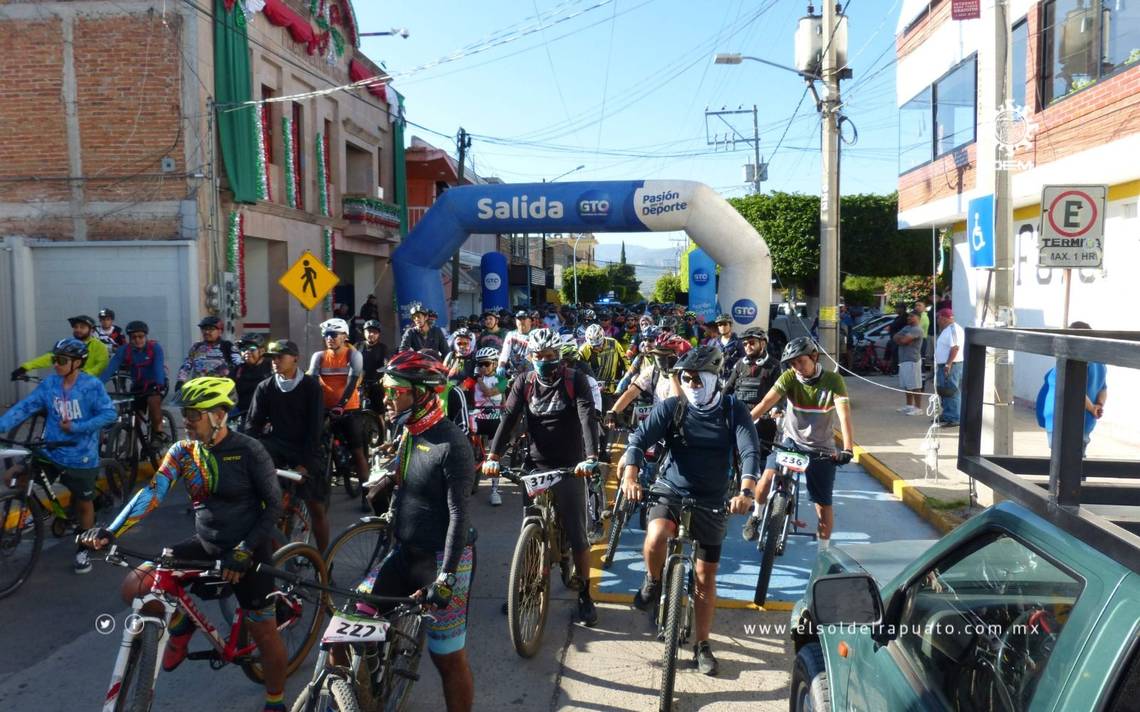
751, 441, 828, 607
4, 376, 45, 454
95, 541, 329, 712
322, 411, 382, 500
850, 337, 895, 376
275, 468, 314, 547
500, 466, 578, 658
650, 492, 726, 712
102, 389, 177, 492
0, 436, 127, 598
601, 434, 661, 569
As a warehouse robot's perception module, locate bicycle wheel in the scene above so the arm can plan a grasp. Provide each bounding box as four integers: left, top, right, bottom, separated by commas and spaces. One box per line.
340, 448, 360, 498
103, 423, 134, 472
280, 498, 313, 546
324, 519, 391, 613
602, 490, 628, 569
0, 492, 44, 599
754, 493, 787, 608
240, 542, 329, 683
380, 609, 426, 712
507, 522, 549, 658
658, 557, 685, 712
328, 677, 362, 712
113, 620, 160, 712
99, 458, 131, 504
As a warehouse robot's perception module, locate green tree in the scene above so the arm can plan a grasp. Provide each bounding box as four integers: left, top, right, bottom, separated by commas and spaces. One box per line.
604, 262, 641, 302
883, 275, 935, 306
841, 275, 885, 306
561, 264, 612, 303
651, 273, 683, 303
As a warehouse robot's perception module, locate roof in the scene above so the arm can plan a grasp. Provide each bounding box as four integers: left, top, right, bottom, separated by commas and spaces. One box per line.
405, 136, 484, 185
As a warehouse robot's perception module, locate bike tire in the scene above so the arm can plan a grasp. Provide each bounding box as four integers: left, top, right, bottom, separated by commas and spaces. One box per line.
507, 522, 549, 658
381, 610, 426, 712
100, 457, 131, 503
114, 620, 160, 712
329, 677, 363, 712
280, 497, 314, 547
324, 519, 391, 614
0, 492, 44, 599
754, 493, 787, 608
103, 423, 134, 475
602, 490, 628, 569
658, 558, 685, 712
239, 542, 329, 684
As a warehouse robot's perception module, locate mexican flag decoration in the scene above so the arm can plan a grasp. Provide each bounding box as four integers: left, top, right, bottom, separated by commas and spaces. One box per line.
282, 114, 297, 208
316, 131, 329, 217
226, 209, 247, 315
253, 102, 270, 201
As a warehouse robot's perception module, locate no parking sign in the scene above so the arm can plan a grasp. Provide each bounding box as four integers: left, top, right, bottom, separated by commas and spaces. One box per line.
1038, 185, 1106, 269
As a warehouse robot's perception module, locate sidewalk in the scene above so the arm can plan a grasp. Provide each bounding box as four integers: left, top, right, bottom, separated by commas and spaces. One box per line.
844, 372, 1140, 532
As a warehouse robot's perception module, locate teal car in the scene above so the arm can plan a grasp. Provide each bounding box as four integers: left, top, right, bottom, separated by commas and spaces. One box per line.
788, 501, 1140, 711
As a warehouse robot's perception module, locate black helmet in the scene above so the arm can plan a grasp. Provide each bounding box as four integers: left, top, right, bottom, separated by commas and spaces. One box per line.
363, 319, 382, 332
68, 314, 97, 328
237, 333, 264, 350
781, 336, 819, 364
741, 327, 768, 342
52, 337, 89, 361
125, 320, 149, 335
98, 308, 115, 320
713, 313, 733, 325
672, 345, 724, 375
198, 315, 222, 329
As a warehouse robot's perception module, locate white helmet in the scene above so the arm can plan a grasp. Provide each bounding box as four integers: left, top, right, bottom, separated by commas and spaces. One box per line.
584, 323, 605, 347
526, 327, 561, 354
475, 347, 499, 362
320, 318, 349, 335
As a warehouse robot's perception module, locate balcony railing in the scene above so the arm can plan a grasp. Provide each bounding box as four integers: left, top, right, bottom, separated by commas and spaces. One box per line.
408, 205, 430, 231
343, 194, 402, 228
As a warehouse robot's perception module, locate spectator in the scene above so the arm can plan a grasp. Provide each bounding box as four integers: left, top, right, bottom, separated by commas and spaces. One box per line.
893, 311, 925, 415
885, 302, 908, 373
359, 294, 379, 321
914, 299, 932, 371
1035, 321, 1107, 455
933, 309, 965, 427
935, 291, 952, 314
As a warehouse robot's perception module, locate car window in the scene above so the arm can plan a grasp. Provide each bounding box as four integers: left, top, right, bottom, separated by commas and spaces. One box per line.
895, 533, 1081, 712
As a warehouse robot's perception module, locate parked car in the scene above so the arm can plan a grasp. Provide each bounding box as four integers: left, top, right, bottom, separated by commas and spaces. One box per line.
768, 302, 813, 357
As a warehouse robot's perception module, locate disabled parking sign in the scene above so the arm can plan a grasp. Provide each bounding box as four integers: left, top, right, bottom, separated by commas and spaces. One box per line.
967, 194, 995, 269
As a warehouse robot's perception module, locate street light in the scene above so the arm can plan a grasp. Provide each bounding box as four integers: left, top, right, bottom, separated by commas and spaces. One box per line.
542, 165, 585, 305
713, 53, 821, 81
360, 27, 410, 38
549, 164, 586, 183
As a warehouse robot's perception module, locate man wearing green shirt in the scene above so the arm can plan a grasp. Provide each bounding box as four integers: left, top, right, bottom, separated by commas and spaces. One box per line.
11, 315, 110, 380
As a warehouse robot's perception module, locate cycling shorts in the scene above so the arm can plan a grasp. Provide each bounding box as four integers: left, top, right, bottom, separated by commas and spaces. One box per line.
259, 437, 328, 503
331, 410, 366, 450
42, 461, 102, 503
645, 487, 727, 563
362, 543, 475, 656
765, 439, 837, 507
168, 537, 275, 614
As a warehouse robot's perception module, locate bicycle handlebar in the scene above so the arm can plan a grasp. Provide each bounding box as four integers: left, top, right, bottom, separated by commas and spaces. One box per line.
645, 490, 727, 515
759, 439, 837, 460
498, 466, 576, 485
97, 544, 222, 573
255, 562, 419, 610
0, 435, 77, 450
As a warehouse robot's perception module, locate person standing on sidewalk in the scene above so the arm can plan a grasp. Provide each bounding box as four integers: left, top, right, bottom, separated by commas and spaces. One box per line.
1035, 321, 1107, 455
933, 309, 965, 427
893, 311, 925, 415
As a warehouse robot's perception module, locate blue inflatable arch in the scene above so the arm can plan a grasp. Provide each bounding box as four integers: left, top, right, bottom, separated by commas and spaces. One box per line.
392, 180, 772, 330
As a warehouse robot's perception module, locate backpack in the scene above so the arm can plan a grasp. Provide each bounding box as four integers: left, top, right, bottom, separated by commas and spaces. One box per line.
523, 366, 576, 405
667, 394, 736, 449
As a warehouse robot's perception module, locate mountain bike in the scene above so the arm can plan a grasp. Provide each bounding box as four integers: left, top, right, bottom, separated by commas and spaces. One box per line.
3, 377, 45, 458
95, 541, 328, 712
601, 436, 661, 569
651, 492, 725, 712
322, 412, 382, 500
102, 389, 177, 492
501, 466, 578, 658
0, 436, 127, 598
274, 468, 313, 547
751, 442, 829, 607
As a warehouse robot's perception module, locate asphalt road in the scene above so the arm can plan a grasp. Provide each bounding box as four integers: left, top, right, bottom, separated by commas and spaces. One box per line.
0, 473, 797, 712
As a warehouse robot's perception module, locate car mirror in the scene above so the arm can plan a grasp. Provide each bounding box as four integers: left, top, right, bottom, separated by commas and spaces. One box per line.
810, 573, 884, 626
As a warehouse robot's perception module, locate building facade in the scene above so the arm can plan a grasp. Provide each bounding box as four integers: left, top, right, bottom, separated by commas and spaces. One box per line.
895, 0, 1140, 443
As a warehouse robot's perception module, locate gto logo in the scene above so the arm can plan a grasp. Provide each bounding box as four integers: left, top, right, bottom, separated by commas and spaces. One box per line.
692, 269, 709, 285
731, 298, 758, 325
577, 190, 611, 223
484, 273, 502, 291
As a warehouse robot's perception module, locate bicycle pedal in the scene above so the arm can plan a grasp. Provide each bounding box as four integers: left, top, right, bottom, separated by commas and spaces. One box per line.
392, 669, 421, 682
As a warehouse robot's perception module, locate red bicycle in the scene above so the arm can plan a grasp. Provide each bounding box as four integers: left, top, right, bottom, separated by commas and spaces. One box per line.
95, 542, 328, 712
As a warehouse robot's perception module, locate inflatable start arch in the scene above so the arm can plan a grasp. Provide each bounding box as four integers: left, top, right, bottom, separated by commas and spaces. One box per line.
391, 180, 772, 330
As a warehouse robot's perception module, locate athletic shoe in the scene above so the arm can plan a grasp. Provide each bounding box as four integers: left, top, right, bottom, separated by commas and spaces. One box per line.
895, 406, 911, 413
577, 594, 598, 627
741, 514, 759, 542
633, 574, 660, 611
489, 488, 502, 506
162, 630, 193, 671
694, 640, 719, 676
936, 420, 959, 428
905, 405, 923, 416
74, 549, 92, 574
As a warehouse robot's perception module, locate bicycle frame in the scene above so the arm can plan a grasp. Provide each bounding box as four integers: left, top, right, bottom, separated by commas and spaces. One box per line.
657, 505, 697, 635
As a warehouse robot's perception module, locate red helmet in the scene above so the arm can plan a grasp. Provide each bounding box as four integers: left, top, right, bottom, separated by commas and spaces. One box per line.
383, 350, 449, 388
649, 333, 692, 357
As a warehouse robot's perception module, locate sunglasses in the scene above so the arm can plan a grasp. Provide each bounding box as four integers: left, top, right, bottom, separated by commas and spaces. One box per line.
323, 331, 342, 339
181, 408, 205, 423
52, 356, 76, 366
680, 373, 702, 385
383, 386, 412, 399
479, 361, 496, 368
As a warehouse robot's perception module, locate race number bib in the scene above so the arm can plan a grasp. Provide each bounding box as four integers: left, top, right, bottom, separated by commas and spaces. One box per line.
632, 404, 653, 422
321, 614, 390, 644
774, 449, 810, 473
520, 470, 564, 497
474, 407, 502, 421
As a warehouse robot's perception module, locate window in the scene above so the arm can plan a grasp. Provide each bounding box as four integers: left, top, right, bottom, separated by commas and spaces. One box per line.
934, 56, 976, 156
1011, 20, 1028, 109
260, 86, 274, 164
1041, 1, 1140, 106
291, 102, 304, 210
895, 533, 1082, 711
899, 87, 934, 174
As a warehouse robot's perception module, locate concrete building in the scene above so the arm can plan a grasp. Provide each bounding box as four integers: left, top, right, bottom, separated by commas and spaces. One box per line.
895, 0, 1140, 443
0, 0, 404, 400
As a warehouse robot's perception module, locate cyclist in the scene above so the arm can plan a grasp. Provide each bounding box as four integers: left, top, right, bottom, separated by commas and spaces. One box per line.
497, 309, 535, 378
711, 314, 744, 372
598, 311, 619, 339
101, 320, 170, 447
80, 377, 288, 712
472, 347, 507, 505
444, 328, 478, 391
481, 328, 601, 626
96, 308, 126, 350
399, 302, 449, 354
0, 338, 117, 574
357, 319, 389, 411
308, 318, 369, 495
12, 314, 110, 379
175, 316, 241, 390
477, 310, 507, 351
248, 340, 329, 552
748, 337, 855, 549
606, 332, 690, 426
580, 323, 630, 411
233, 334, 272, 417
357, 350, 475, 712
723, 327, 781, 452
619, 345, 760, 676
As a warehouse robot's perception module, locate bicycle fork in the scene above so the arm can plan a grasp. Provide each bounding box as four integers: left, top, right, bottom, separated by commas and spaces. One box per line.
102, 597, 173, 712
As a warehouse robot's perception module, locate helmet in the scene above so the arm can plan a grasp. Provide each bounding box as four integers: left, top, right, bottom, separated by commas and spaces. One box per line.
684, 311, 697, 320
559, 341, 579, 361
125, 320, 149, 335
237, 333, 264, 350
581, 309, 597, 322
320, 318, 349, 335
713, 314, 733, 325
514, 309, 530, 319
781, 336, 819, 364
658, 316, 678, 331
584, 323, 606, 347
408, 302, 428, 316
68, 314, 97, 328
649, 333, 692, 357
178, 377, 236, 410
427, 309, 438, 319
741, 327, 768, 342
526, 328, 562, 355
52, 337, 89, 361
383, 350, 449, 387
475, 347, 500, 363
598, 310, 611, 320
363, 319, 382, 333
98, 308, 115, 320
482, 310, 499, 320
452, 327, 474, 341
197, 316, 222, 329
673, 345, 724, 375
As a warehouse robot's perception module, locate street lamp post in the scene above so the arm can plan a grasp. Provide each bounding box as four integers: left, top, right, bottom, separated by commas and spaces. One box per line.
359, 28, 410, 38
543, 165, 585, 306
573, 234, 585, 306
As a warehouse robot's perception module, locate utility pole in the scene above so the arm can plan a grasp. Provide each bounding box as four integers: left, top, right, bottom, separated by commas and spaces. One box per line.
703, 105, 764, 194
752, 105, 762, 194
817, 1, 841, 363
449, 127, 471, 318
990, 0, 1014, 455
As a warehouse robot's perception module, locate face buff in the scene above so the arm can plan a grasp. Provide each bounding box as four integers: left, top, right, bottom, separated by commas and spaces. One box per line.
385, 373, 443, 435
796, 361, 824, 386
680, 372, 722, 411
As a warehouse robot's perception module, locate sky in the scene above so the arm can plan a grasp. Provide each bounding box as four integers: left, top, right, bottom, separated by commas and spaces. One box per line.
354, 0, 903, 249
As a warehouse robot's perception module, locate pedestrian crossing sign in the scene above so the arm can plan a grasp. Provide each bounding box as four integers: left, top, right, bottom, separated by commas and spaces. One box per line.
279, 250, 339, 310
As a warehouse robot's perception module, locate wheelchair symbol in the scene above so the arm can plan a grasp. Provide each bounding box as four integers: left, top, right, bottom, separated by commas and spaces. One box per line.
971, 212, 986, 252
